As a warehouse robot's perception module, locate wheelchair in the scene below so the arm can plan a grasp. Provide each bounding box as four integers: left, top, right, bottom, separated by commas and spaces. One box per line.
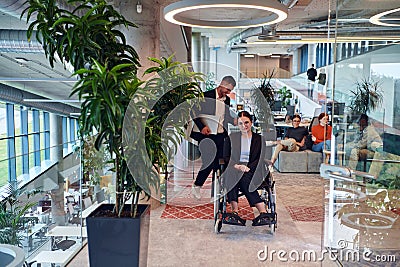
213, 159, 277, 234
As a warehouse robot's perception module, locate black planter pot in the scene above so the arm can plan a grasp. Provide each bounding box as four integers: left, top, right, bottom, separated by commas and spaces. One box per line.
86, 204, 150, 267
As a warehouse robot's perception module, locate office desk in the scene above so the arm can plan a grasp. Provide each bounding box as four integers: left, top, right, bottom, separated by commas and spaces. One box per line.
46, 226, 87, 237
46, 226, 87, 251
273, 115, 286, 121
21, 223, 46, 250
274, 121, 310, 128
65, 188, 89, 202
31, 250, 74, 267
274, 122, 310, 138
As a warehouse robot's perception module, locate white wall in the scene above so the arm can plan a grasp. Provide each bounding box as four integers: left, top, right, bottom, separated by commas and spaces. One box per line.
160, 18, 188, 63
215, 47, 240, 83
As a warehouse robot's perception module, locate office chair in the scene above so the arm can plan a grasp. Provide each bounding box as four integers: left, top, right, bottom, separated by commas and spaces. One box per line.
308, 116, 319, 132
67, 202, 81, 226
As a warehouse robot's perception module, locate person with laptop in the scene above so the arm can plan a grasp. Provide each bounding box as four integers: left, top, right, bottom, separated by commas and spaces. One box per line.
190, 76, 237, 200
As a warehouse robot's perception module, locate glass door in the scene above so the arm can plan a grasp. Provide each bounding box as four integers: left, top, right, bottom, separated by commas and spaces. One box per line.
323, 0, 400, 265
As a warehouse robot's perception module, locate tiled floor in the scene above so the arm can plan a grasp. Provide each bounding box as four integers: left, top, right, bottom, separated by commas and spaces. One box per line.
67, 172, 341, 266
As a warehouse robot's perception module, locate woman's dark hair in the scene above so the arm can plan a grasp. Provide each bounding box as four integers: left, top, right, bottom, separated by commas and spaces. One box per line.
292, 114, 301, 121
318, 112, 328, 121
358, 113, 369, 124
238, 110, 252, 122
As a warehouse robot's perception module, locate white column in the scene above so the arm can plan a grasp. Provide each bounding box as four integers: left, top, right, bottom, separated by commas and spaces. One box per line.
201, 35, 209, 76
292, 50, 299, 75
308, 44, 317, 66
117, 0, 161, 76
49, 113, 67, 225
192, 32, 201, 73
50, 114, 63, 162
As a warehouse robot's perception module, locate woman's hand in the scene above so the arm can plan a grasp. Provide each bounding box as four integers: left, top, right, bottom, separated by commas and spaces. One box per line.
234, 164, 250, 172
298, 140, 305, 147
201, 126, 211, 135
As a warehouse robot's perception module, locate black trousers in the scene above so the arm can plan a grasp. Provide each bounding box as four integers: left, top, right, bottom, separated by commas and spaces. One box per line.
194, 133, 225, 187
225, 167, 263, 207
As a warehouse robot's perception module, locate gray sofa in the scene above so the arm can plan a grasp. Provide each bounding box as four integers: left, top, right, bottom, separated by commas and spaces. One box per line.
273, 149, 323, 173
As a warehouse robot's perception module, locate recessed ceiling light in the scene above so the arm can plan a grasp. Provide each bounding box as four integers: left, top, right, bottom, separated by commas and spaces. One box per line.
164, 0, 288, 28
257, 53, 272, 57
243, 54, 255, 58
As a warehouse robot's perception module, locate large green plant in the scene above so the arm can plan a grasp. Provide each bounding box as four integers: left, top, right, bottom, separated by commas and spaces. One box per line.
23, 0, 139, 74
143, 55, 203, 167
277, 86, 292, 107
77, 134, 110, 185
23, 0, 143, 215
0, 183, 37, 246
350, 78, 383, 115
251, 71, 275, 125
23, 0, 203, 216
252, 71, 275, 108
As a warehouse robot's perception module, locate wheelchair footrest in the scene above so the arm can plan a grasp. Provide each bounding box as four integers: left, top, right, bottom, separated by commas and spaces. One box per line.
222, 212, 246, 226
252, 213, 276, 226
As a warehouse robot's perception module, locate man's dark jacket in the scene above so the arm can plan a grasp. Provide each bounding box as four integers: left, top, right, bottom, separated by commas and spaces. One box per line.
190, 89, 235, 142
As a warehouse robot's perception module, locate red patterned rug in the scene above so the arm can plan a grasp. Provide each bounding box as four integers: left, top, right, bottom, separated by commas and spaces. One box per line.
161, 199, 255, 220
285, 206, 324, 222
391, 208, 400, 216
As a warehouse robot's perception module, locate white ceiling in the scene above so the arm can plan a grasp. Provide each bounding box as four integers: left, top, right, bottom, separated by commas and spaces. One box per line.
0, 0, 399, 106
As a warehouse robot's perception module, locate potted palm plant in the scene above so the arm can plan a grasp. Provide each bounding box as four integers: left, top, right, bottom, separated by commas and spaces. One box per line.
22, 0, 203, 266
0, 183, 37, 247
251, 71, 276, 158
252, 71, 275, 110
350, 78, 383, 116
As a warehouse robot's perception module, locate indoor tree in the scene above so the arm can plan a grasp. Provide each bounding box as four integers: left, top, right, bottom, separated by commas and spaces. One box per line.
252, 70, 275, 110
0, 183, 38, 246
350, 78, 383, 115
22, 0, 203, 217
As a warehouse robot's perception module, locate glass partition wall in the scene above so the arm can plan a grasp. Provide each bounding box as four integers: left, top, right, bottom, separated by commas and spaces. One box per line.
323, 1, 400, 265
0, 99, 91, 265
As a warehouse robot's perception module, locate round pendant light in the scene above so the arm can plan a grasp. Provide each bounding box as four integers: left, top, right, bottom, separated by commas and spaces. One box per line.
164, 0, 288, 29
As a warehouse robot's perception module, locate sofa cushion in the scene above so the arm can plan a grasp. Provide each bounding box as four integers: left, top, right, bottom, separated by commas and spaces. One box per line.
275, 150, 308, 173
306, 150, 324, 173
273, 149, 323, 173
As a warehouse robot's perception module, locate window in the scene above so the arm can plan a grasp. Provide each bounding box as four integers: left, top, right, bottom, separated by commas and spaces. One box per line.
0, 100, 79, 188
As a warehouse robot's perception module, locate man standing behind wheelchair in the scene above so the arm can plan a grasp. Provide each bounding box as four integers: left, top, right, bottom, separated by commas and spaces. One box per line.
222, 111, 270, 226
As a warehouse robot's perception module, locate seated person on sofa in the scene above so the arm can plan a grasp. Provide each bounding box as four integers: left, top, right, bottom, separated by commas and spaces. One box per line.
222, 111, 270, 226
311, 112, 332, 152
270, 114, 309, 165
346, 114, 383, 170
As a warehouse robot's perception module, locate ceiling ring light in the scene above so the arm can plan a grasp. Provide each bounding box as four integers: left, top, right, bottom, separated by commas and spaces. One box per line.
164, 0, 288, 29
369, 7, 400, 27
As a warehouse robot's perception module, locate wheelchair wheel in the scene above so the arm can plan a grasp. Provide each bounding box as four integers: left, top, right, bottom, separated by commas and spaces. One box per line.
270, 223, 275, 235
270, 213, 277, 234
214, 211, 223, 233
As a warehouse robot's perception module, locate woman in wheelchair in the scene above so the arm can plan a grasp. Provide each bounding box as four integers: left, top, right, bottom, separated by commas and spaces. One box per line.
222, 111, 270, 226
